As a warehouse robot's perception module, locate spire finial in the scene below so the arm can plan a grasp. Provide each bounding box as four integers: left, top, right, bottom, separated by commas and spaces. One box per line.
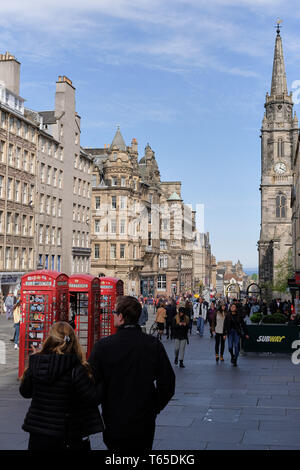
276, 18, 283, 36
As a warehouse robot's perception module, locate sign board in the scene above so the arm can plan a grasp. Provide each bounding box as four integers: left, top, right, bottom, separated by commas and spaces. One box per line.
242, 324, 299, 353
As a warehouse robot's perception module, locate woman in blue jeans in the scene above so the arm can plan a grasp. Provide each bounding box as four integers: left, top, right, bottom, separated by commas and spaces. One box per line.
223, 304, 249, 366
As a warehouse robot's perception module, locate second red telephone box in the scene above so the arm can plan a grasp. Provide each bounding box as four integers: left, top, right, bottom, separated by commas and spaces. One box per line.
69, 275, 100, 358
99, 277, 124, 338
19, 270, 69, 378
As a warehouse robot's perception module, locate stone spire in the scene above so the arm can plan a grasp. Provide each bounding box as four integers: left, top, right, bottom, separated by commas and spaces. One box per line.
270, 24, 288, 96
110, 126, 126, 151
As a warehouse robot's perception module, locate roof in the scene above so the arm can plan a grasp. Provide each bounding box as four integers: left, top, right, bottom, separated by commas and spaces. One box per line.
111, 127, 126, 151
39, 111, 57, 125
167, 191, 182, 201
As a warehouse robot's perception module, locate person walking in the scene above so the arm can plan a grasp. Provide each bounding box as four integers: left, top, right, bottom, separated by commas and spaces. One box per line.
212, 303, 227, 362
223, 304, 249, 367
155, 303, 166, 340
88, 295, 175, 452
173, 307, 189, 368
185, 299, 194, 334
207, 301, 217, 338
165, 299, 177, 339
138, 299, 148, 334
19, 321, 104, 450
5, 292, 14, 320
13, 293, 21, 350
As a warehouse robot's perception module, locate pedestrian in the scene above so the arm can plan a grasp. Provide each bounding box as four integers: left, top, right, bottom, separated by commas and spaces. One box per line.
5, 292, 14, 320
207, 301, 217, 338
19, 321, 104, 450
185, 299, 194, 334
172, 307, 189, 368
193, 297, 207, 337
138, 299, 148, 333
212, 303, 227, 362
223, 304, 249, 367
13, 292, 21, 350
165, 299, 177, 339
155, 303, 166, 340
88, 295, 175, 452
250, 298, 260, 316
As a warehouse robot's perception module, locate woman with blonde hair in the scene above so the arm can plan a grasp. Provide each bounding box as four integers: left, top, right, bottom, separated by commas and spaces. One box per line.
19, 321, 104, 450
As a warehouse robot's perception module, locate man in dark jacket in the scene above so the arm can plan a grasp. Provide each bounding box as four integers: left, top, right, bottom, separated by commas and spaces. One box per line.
223, 304, 249, 367
88, 295, 175, 452
165, 299, 177, 339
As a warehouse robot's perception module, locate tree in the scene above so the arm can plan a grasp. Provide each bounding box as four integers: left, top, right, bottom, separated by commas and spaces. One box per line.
272, 249, 293, 293
251, 273, 258, 281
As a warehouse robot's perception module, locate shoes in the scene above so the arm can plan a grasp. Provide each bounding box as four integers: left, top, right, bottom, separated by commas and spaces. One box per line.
179, 360, 185, 368
220, 356, 224, 362
215, 354, 219, 363
14, 344, 19, 350
230, 355, 235, 364
174, 357, 178, 365
10, 339, 14, 342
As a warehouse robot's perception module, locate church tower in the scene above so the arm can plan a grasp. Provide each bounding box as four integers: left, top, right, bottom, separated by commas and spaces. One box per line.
258, 24, 298, 289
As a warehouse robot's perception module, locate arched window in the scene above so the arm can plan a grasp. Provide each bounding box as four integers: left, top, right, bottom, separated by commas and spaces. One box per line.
278, 139, 284, 158
276, 193, 286, 218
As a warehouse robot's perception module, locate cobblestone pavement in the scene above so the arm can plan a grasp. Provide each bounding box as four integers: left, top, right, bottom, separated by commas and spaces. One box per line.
1, 312, 300, 450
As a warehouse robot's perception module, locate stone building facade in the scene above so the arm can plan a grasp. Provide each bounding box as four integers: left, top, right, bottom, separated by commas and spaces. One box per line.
0, 52, 92, 301
258, 28, 298, 290
86, 129, 205, 297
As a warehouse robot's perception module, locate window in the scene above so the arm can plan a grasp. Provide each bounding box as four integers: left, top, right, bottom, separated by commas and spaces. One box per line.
13, 247, 19, 269
121, 177, 126, 187
51, 227, 56, 245
157, 274, 166, 290
6, 212, 12, 233
112, 196, 117, 210
9, 116, 14, 132
0, 176, 3, 198
57, 228, 61, 245
162, 218, 168, 230
95, 196, 100, 210
78, 179, 81, 195
15, 147, 21, 168
45, 254, 49, 269
51, 255, 55, 270
111, 219, 116, 234
52, 197, 56, 216
29, 185, 34, 205
8, 144, 13, 166
21, 248, 26, 269
278, 139, 284, 158
58, 170, 63, 188
148, 207, 151, 224
133, 245, 137, 260
148, 232, 152, 247
111, 177, 117, 186
46, 196, 51, 215
40, 194, 45, 213
30, 154, 35, 173
39, 225, 43, 244
160, 239, 167, 250
57, 255, 61, 271
40, 163, 45, 183
120, 196, 126, 210
1, 111, 6, 128
276, 194, 286, 218
23, 183, 28, 204
53, 168, 57, 186
5, 247, 11, 269
29, 217, 33, 236
48, 141, 52, 156
45, 226, 50, 244
23, 150, 28, 171
14, 213, 20, 235
24, 124, 28, 140
47, 166, 51, 185
7, 178, 13, 200
120, 244, 125, 259
95, 220, 100, 233
120, 219, 125, 235
22, 215, 27, 236
0, 141, 5, 162
16, 119, 21, 136
110, 244, 116, 259
0, 211, 3, 232
58, 199, 62, 217
15, 180, 20, 202
94, 244, 100, 259
159, 254, 168, 268
29, 248, 33, 269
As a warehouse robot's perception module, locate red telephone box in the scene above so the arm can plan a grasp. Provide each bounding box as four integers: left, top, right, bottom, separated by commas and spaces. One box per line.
19, 270, 69, 378
99, 277, 124, 338
69, 275, 100, 358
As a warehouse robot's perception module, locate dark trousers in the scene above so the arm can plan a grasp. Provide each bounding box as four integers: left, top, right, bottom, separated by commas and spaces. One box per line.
166, 321, 173, 339
28, 433, 87, 451
215, 333, 225, 356
103, 422, 155, 452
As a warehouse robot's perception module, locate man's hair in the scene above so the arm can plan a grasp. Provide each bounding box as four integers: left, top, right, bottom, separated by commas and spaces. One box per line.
115, 296, 142, 324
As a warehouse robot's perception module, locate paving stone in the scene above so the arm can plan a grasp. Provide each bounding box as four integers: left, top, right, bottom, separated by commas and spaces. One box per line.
243, 430, 300, 447
156, 415, 195, 427
153, 440, 207, 450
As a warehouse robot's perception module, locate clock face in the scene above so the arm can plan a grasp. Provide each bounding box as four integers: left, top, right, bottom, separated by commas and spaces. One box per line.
274, 162, 286, 174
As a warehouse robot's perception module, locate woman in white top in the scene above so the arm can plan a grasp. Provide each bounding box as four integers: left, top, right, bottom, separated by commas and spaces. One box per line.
212, 303, 227, 362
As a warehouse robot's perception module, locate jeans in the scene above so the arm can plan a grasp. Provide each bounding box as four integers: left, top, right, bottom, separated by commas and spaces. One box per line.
174, 339, 187, 361
6, 306, 13, 320
215, 333, 225, 356
196, 317, 205, 336
228, 329, 240, 359
14, 323, 20, 346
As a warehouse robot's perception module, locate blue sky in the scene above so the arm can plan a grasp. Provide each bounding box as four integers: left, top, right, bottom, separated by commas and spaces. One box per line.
1, 0, 300, 269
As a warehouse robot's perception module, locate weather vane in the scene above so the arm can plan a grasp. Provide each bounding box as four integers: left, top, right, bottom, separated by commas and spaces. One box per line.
276, 18, 283, 36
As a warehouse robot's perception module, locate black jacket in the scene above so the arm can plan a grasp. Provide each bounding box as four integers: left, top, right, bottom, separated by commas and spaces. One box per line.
88, 324, 175, 439
223, 313, 248, 337
165, 304, 177, 323
19, 353, 104, 440
172, 314, 189, 340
